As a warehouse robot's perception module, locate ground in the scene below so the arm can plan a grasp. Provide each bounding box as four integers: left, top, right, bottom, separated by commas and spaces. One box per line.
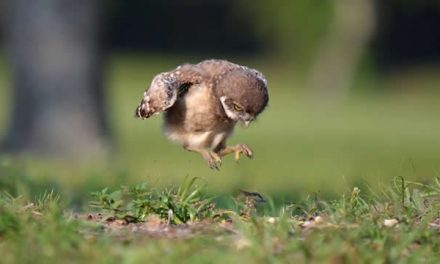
2, 177, 440, 263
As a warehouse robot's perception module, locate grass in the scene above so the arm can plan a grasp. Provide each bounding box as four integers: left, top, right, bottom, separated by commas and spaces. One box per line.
89, 177, 215, 224
1, 176, 440, 263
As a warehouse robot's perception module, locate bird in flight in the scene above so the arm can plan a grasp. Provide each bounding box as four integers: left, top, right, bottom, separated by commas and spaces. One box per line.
135, 59, 268, 169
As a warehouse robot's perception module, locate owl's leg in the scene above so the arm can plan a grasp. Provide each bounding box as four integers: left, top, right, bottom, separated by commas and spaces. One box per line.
215, 143, 253, 161
184, 146, 222, 170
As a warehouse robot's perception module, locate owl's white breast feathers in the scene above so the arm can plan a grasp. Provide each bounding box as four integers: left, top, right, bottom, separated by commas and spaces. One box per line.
164, 128, 209, 148
163, 126, 231, 150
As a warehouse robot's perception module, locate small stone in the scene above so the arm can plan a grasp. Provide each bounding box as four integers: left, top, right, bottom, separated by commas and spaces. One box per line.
384, 219, 399, 227
266, 217, 277, 224
114, 219, 126, 225
314, 216, 324, 224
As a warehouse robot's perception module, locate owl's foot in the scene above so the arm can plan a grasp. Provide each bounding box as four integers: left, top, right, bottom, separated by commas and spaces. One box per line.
217, 144, 253, 161
184, 146, 222, 170
203, 151, 222, 170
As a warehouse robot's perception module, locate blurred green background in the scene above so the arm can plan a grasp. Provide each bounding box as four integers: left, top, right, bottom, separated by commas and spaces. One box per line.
1, 0, 440, 206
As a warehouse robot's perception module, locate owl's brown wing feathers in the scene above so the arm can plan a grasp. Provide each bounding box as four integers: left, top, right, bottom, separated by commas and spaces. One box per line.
135, 64, 204, 119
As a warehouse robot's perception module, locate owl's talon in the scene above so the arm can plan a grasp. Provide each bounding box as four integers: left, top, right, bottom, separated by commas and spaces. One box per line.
236, 144, 253, 160
217, 143, 253, 162
209, 160, 221, 170
212, 153, 222, 170
204, 151, 222, 170
235, 151, 240, 161
210, 162, 221, 170
184, 146, 223, 170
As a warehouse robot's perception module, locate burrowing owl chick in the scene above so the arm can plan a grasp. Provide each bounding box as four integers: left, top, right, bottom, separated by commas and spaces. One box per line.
135, 59, 268, 169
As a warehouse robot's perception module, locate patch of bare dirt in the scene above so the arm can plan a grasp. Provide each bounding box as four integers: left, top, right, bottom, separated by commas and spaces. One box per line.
76, 213, 236, 240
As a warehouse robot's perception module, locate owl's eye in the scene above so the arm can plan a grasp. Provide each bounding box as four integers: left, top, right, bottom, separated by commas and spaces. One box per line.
233, 104, 244, 112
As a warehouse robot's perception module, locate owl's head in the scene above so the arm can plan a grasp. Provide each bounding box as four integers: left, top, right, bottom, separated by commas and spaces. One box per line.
217, 69, 268, 127
220, 96, 257, 127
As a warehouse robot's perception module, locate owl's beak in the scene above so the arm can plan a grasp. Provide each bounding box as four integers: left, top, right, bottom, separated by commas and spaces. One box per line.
240, 119, 252, 128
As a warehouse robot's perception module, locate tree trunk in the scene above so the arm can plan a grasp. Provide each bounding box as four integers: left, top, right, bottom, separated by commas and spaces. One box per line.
3, 0, 110, 158
306, 0, 376, 104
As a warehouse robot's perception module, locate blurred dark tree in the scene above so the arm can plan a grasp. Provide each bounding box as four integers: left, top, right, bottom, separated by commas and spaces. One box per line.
306, 0, 376, 100
101, 0, 440, 76
103, 0, 334, 66
374, 0, 440, 70
2, 0, 110, 158
0, 1, 4, 42
104, 0, 262, 54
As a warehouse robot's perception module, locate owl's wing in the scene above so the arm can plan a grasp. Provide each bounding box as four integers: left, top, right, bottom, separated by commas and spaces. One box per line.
135, 64, 203, 119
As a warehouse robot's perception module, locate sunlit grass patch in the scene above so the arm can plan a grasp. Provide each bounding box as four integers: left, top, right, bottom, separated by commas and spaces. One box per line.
2, 176, 440, 262
90, 177, 215, 224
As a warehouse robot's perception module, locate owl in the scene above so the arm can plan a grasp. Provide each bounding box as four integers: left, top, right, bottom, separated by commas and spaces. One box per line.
135, 59, 268, 169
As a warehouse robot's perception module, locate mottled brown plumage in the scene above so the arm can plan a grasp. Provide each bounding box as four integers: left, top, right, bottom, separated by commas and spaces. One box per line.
135, 59, 268, 169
